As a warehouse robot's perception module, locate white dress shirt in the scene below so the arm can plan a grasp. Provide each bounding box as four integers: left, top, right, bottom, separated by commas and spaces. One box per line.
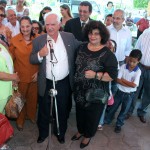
5, 21, 20, 37
38, 33, 69, 81
107, 24, 132, 62
135, 30, 150, 66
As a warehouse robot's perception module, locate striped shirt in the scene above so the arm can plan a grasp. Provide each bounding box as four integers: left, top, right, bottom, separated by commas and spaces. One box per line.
135, 30, 150, 66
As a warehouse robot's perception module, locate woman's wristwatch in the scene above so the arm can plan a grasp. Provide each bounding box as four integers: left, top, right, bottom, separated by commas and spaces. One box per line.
96, 72, 103, 80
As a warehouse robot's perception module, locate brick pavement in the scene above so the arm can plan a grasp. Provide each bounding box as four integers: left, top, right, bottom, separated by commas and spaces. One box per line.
7, 104, 150, 150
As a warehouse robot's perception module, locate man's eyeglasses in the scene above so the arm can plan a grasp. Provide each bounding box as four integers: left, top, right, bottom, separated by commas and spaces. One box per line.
32, 27, 39, 30
0, 14, 5, 17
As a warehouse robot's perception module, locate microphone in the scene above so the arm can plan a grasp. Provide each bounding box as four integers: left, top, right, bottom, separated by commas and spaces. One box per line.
47, 38, 54, 61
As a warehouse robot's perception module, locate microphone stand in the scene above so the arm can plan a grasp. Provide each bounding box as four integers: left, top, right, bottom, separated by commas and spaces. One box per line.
46, 41, 60, 150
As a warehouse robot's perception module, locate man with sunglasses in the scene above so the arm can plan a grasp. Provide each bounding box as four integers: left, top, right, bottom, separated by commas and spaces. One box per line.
64, 1, 92, 41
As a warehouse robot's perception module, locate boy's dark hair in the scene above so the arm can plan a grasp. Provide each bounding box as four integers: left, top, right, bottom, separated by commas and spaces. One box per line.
105, 14, 112, 19
80, 1, 92, 12
129, 49, 142, 61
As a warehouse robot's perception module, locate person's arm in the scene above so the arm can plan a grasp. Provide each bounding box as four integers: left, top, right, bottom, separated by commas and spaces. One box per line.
85, 71, 113, 82
116, 64, 126, 86
30, 37, 47, 64
117, 78, 128, 87
9, 39, 16, 61
101, 72, 113, 81
0, 72, 19, 82
103, 50, 118, 81
120, 78, 136, 88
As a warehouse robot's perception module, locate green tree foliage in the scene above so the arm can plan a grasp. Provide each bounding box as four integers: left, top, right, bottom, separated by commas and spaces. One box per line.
134, 0, 149, 8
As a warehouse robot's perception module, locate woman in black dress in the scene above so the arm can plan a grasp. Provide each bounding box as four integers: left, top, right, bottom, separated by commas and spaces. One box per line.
72, 20, 118, 148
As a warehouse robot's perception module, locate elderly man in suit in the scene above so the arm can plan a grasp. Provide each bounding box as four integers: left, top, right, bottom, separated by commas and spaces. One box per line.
64, 1, 92, 41
30, 12, 81, 144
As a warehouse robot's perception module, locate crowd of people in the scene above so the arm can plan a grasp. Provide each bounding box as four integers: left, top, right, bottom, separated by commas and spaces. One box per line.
0, 0, 150, 149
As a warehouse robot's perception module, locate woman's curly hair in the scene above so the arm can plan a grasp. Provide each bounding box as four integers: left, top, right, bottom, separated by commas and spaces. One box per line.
84, 20, 110, 45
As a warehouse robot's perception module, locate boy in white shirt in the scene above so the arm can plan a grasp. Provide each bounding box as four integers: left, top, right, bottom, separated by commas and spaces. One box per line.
105, 49, 142, 133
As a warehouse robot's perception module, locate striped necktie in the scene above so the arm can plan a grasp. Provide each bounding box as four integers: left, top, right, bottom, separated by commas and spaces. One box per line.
81, 22, 86, 31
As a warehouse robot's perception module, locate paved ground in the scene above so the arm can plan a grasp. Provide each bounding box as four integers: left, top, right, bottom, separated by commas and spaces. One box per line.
7, 101, 150, 150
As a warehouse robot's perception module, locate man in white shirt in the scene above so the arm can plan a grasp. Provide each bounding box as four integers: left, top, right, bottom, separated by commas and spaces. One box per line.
107, 9, 132, 95
5, 8, 20, 37
107, 9, 132, 66
30, 12, 81, 144
127, 30, 150, 123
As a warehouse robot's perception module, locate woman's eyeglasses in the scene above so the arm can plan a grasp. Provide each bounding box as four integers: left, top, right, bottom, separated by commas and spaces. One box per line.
32, 27, 39, 30
0, 14, 5, 17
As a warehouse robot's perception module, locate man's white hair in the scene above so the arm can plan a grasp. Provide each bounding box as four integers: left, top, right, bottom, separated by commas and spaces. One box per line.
6, 7, 16, 16
44, 12, 60, 23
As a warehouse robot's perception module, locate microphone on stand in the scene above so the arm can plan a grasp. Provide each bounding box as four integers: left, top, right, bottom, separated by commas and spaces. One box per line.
47, 38, 54, 61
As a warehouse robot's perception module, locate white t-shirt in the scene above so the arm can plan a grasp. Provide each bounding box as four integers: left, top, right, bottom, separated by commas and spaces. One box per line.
117, 64, 141, 93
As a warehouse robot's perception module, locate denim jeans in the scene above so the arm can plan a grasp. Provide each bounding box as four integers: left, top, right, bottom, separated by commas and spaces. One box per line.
99, 105, 107, 125
105, 90, 135, 126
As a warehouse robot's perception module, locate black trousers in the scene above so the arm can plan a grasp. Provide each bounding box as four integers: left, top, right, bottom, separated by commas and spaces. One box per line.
76, 103, 105, 138
37, 76, 71, 138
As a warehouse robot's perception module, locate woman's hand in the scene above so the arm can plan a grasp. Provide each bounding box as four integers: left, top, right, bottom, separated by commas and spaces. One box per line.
32, 72, 38, 82
85, 70, 96, 79
12, 72, 20, 82
39, 44, 49, 57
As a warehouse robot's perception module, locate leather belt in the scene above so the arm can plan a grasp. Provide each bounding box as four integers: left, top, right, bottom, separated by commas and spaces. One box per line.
141, 63, 150, 70
46, 75, 69, 84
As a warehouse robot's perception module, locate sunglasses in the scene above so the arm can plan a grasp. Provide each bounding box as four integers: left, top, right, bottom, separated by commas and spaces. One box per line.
0, 14, 5, 17
32, 27, 39, 30
42, 12, 46, 15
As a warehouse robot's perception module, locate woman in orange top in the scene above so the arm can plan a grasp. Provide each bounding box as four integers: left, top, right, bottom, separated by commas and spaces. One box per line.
9, 16, 38, 131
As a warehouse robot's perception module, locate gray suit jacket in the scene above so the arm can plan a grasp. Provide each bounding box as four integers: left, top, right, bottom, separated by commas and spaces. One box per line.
30, 32, 81, 97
